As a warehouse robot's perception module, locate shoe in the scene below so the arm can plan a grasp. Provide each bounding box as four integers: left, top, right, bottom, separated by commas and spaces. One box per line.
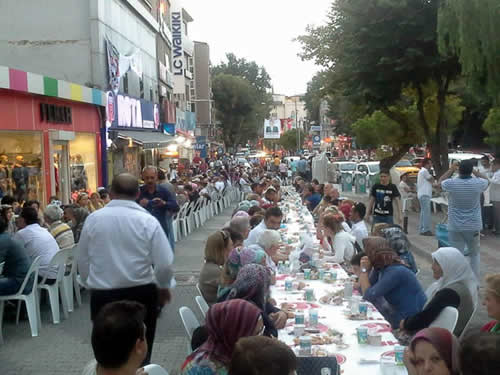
420, 231, 434, 236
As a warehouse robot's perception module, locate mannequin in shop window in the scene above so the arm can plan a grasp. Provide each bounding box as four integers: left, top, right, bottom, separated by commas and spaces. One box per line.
12, 156, 29, 203
71, 154, 88, 192
0, 155, 10, 198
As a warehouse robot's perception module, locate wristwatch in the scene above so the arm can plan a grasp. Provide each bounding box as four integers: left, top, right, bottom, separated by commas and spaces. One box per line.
361, 268, 367, 273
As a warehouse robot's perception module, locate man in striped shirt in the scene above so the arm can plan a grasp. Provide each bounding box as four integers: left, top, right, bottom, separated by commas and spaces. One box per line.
439, 159, 489, 280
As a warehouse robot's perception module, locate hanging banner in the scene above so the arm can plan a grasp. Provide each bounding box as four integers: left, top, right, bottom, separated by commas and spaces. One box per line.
171, 3, 185, 94
106, 38, 121, 94
264, 119, 280, 139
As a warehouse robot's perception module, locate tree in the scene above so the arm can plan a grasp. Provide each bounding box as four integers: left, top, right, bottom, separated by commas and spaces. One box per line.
297, 0, 461, 175
483, 108, 500, 151
212, 74, 258, 147
213, 53, 272, 144
304, 72, 327, 124
438, 0, 500, 104
279, 129, 305, 152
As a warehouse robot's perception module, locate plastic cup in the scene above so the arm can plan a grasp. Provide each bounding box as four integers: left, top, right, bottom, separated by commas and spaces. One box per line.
294, 324, 305, 336
395, 345, 405, 365
303, 269, 311, 280
359, 302, 368, 317
299, 336, 312, 355
309, 309, 319, 326
344, 281, 353, 298
305, 288, 315, 301
356, 327, 368, 344
285, 278, 293, 291
295, 311, 305, 325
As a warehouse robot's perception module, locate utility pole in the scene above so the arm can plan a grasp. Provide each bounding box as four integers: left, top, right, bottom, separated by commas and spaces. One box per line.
295, 97, 300, 155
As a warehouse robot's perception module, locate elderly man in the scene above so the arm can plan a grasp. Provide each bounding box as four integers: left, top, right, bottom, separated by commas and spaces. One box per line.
229, 215, 251, 240
14, 207, 59, 283
78, 173, 174, 365
44, 204, 74, 250
245, 206, 282, 246
137, 166, 179, 252
256, 229, 284, 274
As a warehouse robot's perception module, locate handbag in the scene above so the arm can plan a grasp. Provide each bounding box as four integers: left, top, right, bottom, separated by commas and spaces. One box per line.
297, 356, 339, 375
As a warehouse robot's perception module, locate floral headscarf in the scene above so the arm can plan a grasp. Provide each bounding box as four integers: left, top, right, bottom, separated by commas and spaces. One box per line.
410, 327, 460, 375
183, 299, 262, 367
381, 226, 418, 273
224, 264, 271, 310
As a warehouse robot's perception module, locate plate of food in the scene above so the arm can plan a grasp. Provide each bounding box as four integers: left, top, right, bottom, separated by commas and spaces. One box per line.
361, 322, 392, 333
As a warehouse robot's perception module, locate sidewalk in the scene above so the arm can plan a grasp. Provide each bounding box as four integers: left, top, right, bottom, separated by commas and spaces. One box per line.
0, 206, 236, 375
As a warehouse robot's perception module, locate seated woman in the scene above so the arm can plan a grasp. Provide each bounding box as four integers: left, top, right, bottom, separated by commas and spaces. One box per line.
460, 332, 500, 374
199, 230, 233, 305
481, 273, 500, 333
321, 213, 355, 264
256, 229, 286, 275
360, 237, 427, 328
220, 264, 287, 336
404, 327, 460, 375
229, 336, 297, 375
217, 247, 267, 300
381, 225, 418, 273
181, 299, 264, 375
401, 247, 477, 337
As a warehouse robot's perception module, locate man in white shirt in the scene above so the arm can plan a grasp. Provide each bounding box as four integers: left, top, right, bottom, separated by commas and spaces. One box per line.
350, 202, 369, 250
14, 206, 59, 282
77, 173, 174, 365
490, 159, 500, 236
215, 176, 225, 192
417, 158, 434, 236
245, 206, 282, 246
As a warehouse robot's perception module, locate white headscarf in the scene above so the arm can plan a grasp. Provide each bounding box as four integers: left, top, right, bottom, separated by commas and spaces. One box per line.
426, 247, 478, 306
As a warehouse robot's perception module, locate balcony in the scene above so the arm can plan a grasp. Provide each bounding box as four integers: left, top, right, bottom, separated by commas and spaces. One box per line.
184, 69, 193, 80
160, 21, 172, 46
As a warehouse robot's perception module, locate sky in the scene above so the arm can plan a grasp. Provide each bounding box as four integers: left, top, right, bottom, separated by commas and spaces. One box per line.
181, 0, 332, 96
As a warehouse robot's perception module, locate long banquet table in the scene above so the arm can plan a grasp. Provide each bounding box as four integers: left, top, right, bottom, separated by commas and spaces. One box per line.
272, 188, 407, 375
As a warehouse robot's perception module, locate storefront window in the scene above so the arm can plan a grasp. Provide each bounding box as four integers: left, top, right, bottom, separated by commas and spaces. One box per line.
0, 131, 44, 205
69, 133, 98, 197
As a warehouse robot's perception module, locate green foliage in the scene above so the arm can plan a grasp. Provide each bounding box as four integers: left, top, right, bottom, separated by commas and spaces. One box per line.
297, 0, 462, 174
304, 72, 327, 124
438, 0, 500, 104
483, 107, 500, 147
212, 74, 259, 147
212, 53, 273, 146
279, 129, 305, 152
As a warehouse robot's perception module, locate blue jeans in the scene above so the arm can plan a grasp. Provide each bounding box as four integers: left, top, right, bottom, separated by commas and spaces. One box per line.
0, 277, 21, 296
448, 230, 481, 280
373, 215, 394, 225
165, 215, 175, 254
418, 195, 432, 233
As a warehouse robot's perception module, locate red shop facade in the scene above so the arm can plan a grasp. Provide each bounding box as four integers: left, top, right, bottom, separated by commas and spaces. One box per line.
0, 89, 103, 206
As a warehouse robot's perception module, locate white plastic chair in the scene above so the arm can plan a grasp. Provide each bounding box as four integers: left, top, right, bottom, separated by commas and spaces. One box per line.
429, 306, 459, 332
195, 295, 209, 318
37, 248, 72, 324
62, 245, 79, 312
195, 283, 202, 296
459, 302, 479, 339
0, 256, 41, 343
179, 306, 200, 340
143, 364, 169, 375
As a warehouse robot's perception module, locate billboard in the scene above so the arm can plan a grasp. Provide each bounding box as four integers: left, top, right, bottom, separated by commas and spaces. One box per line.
264, 119, 281, 139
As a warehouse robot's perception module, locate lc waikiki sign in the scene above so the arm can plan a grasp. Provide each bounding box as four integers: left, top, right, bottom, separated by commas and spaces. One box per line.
171, 6, 184, 94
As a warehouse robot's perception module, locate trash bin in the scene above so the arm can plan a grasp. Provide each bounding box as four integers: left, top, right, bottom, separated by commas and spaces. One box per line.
355, 172, 367, 194
342, 172, 353, 192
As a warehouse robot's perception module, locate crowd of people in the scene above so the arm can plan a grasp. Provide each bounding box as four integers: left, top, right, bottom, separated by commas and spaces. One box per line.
1, 154, 500, 375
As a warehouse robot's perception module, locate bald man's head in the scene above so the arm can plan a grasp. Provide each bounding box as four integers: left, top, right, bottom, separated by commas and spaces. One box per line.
111, 173, 139, 200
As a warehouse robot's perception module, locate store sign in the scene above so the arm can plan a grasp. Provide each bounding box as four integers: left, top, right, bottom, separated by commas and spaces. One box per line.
310, 125, 321, 132
111, 94, 160, 129
40, 103, 72, 124
171, 7, 184, 94
263, 119, 280, 139
313, 135, 321, 148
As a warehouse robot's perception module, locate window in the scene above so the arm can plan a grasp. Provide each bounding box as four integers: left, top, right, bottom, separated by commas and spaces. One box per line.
0, 131, 44, 205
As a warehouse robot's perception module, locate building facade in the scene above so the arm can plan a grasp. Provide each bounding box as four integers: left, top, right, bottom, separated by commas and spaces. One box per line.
270, 94, 308, 133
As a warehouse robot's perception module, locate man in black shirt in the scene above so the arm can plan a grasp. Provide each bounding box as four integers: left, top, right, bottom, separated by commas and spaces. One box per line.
367, 169, 402, 226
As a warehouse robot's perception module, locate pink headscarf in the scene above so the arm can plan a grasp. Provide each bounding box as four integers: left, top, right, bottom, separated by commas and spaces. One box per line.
410, 327, 461, 375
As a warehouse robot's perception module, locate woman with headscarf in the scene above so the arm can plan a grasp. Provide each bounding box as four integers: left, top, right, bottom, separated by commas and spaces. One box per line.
404, 327, 460, 375
64, 205, 89, 243
199, 230, 233, 305
220, 264, 287, 336
217, 247, 267, 300
401, 247, 477, 336
359, 237, 427, 328
381, 225, 418, 273
181, 299, 264, 375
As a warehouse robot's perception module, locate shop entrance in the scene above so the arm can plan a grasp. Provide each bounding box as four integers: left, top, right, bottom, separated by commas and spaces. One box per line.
52, 142, 71, 204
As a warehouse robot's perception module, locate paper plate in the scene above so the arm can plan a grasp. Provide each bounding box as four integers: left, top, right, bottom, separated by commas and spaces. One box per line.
361, 322, 392, 333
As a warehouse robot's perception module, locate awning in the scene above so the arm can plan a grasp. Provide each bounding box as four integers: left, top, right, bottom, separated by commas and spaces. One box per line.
116, 130, 175, 149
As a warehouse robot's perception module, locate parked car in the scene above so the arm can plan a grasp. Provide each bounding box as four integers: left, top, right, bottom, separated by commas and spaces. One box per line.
448, 152, 484, 167
355, 161, 380, 188
394, 159, 420, 178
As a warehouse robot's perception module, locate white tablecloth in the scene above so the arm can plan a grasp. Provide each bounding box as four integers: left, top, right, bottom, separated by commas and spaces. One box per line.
274, 190, 407, 375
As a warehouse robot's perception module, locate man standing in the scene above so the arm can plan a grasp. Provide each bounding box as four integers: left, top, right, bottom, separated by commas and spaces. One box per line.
78, 174, 174, 365
350, 202, 369, 250
490, 159, 500, 236
367, 169, 402, 226
417, 158, 434, 236
439, 160, 489, 279
138, 166, 179, 252
245, 206, 283, 246
297, 157, 308, 181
